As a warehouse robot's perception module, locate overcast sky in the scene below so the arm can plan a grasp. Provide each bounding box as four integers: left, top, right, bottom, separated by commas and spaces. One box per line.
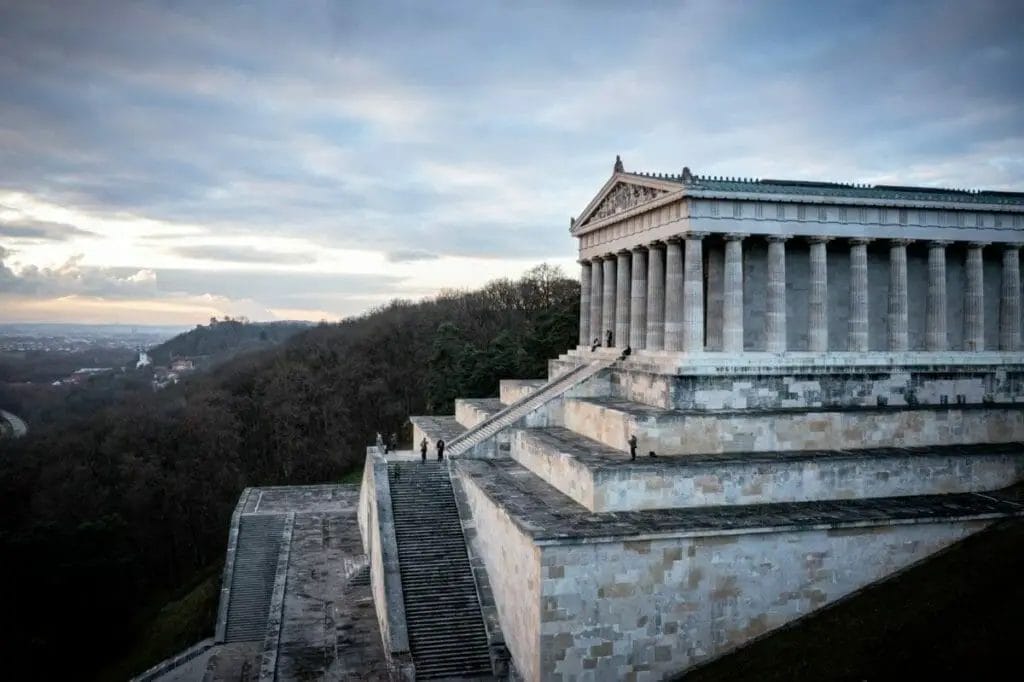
1, 0, 1022, 324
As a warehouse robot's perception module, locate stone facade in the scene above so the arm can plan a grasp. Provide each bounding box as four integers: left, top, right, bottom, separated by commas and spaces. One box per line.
572, 163, 1024, 355
533, 522, 988, 680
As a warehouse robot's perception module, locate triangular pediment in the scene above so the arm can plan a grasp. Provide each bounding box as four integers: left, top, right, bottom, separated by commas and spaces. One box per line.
573, 174, 676, 232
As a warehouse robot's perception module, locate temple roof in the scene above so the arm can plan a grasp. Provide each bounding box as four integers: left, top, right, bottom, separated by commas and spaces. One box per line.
625, 168, 1024, 206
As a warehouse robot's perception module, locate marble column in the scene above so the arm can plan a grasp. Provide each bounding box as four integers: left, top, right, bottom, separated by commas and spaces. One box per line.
705, 243, 724, 351
926, 241, 950, 351
683, 234, 705, 352
964, 243, 986, 351
602, 256, 617, 346
888, 239, 910, 351
808, 238, 830, 352
1000, 245, 1021, 351
630, 247, 648, 349
589, 256, 603, 344
722, 234, 745, 353
848, 238, 870, 352
578, 261, 591, 346
765, 236, 787, 352
664, 238, 684, 351
615, 251, 631, 348
646, 243, 666, 350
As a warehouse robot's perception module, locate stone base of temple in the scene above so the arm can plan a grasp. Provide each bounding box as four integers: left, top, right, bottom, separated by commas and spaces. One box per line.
393, 350, 1024, 680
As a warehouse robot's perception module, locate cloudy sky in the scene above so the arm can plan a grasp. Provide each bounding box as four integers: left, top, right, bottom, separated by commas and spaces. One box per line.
1, 0, 1022, 324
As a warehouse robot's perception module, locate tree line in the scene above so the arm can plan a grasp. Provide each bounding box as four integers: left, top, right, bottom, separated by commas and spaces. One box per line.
0, 264, 579, 679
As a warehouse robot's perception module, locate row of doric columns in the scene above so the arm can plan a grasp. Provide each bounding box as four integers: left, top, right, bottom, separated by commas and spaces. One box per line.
578, 236, 1023, 352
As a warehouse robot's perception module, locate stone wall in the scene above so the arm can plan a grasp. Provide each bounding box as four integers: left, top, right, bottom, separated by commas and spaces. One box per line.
459, 469, 543, 681
605, 365, 1024, 411
357, 451, 410, 662
565, 397, 1024, 455
501, 379, 545, 405
536, 521, 989, 680
512, 426, 1024, 511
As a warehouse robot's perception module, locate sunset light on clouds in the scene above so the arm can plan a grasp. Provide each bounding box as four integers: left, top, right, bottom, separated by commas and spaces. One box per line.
2, 0, 1022, 324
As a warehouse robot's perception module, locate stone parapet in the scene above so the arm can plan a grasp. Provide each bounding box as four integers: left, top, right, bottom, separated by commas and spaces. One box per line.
357, 452, 411, 666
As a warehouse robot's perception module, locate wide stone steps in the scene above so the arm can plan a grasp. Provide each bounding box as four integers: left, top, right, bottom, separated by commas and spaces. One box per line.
510, 425, 1024, 512
445, 358, 615, 457
223, 514, 285, 643
387, 462, 493, 680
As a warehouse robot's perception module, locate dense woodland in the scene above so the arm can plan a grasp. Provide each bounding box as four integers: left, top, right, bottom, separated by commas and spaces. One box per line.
0, 264, 578, 679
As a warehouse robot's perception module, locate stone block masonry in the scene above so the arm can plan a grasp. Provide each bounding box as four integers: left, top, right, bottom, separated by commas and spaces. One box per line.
455, 457, 1020, 682
564, 396, 1024, 455
510, 427, 1024, 512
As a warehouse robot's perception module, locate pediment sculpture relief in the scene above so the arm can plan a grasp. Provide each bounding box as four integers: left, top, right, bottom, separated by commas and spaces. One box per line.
588, 183, 667, 223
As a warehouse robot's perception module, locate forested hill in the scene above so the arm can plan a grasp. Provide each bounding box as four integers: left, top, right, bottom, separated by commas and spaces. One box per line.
0, 264, 579, 680
147, 319, 310, 366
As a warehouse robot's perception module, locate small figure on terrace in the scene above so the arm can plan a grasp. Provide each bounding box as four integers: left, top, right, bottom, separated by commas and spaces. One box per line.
389, 432, 398, 453
590, 337, 600, 352
420, 437, 428, 463
437, 438, 446, 461
605, 329, 613, 347
376, 431, 385, 453
628, 434, 638, 461
618, 345, 632, 361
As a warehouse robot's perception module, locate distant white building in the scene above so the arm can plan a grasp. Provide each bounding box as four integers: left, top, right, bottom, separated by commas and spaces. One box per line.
136, 350, 151, 368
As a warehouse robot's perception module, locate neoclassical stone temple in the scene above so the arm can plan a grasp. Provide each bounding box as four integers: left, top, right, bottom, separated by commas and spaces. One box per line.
575, 157, 1023, 355
353, 159, 1024, 682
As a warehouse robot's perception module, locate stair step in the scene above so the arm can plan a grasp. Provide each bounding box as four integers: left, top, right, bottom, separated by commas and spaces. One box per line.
386, 463, 493, 678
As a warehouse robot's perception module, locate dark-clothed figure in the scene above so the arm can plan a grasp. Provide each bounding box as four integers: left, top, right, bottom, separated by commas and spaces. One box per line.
590, 337, 600, 352
419, 437, 428, 463
437, 439, 445, 461
389, 433, 397, 453
618, 345, 632, 361
628, 434, 638, 461
605, 329, 613, 347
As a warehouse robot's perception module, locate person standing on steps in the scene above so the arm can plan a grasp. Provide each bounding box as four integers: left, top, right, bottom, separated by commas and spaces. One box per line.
605, 328, 613, 348
420, 437, 428, 463
628, 434, 638, 461
436, 438, 445, 461
375, 431, 384, 453
389, 432, 398, 454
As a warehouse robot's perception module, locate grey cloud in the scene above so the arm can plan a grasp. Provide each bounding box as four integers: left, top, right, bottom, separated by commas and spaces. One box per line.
0, 0, 1022, 277
171, 244, 316, 265
0, 217, 95, 240
386, 249, 439, 263
0, 251, 155, 299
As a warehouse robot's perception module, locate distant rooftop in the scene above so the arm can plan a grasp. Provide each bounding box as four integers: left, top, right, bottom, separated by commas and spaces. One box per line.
616, 157, 1024, 206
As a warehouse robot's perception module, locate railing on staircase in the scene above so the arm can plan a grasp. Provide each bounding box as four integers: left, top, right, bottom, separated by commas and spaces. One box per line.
446, 358, 615, 457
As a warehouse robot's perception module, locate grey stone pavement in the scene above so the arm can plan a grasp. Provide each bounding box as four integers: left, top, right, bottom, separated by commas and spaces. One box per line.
158, 484, 389, 681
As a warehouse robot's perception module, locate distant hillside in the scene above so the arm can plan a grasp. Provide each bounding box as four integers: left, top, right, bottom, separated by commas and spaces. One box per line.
147, 319, 310, 367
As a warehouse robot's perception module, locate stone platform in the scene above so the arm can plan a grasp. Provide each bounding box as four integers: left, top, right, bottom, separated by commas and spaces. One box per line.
564, 396, 1024, 455
455, 454, 1024, 675
451, 456, 1023, 680
510, 426, 1024, 512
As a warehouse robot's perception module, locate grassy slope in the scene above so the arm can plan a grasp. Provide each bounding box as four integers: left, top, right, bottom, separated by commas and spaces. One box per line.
680, 519, 1024, 681
98, 564, 222, 681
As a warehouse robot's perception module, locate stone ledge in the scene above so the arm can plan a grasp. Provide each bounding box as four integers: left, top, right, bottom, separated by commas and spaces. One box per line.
409, 415, 465, 446
454, 458, 1024, 545
511, 427, 1024, 511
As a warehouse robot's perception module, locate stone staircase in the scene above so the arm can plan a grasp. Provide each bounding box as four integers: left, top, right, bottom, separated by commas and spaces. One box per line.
445, 358, 614, 457
388, 461, 493, 679
223, 514, 286, 643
